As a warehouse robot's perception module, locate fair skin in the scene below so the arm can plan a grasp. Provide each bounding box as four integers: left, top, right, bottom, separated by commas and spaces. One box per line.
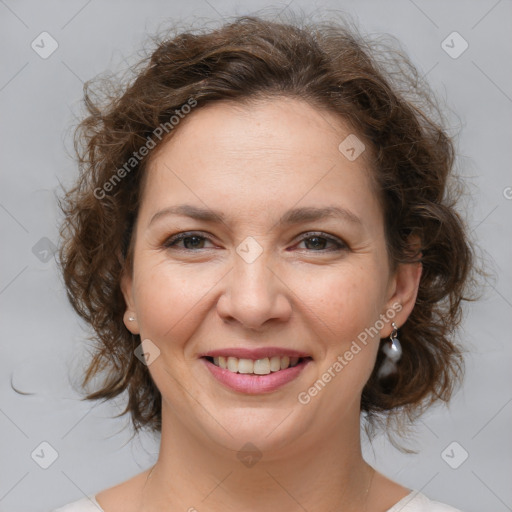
96, 97, 422, 512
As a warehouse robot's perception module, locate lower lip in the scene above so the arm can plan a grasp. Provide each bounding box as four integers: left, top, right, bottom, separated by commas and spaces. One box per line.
201, 357, 312, 394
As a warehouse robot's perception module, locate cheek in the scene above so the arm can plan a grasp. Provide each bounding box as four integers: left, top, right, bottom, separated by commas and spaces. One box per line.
296, 268, 382, 406
132, 258, 218, 344
296, 262, 387, 338
292, 261, 386, 393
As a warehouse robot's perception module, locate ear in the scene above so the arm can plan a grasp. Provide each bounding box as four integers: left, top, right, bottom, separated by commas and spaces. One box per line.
120, 267, 140, 335
381, 244, 422, 338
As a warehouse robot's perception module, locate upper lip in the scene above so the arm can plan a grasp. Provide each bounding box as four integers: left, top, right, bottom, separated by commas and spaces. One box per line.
199, 347, 312, 360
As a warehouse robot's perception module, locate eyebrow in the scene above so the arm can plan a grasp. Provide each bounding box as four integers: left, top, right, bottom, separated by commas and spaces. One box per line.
148, 204, 362, 228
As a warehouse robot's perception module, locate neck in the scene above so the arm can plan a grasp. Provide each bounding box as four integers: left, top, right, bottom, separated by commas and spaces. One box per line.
141, 403, 374, 512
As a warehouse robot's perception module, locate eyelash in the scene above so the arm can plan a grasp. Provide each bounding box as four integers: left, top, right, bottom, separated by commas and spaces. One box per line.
162, 231, 348, 252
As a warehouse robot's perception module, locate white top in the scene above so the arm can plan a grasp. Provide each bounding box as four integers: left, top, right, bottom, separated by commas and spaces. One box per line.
50, 490, 462, 511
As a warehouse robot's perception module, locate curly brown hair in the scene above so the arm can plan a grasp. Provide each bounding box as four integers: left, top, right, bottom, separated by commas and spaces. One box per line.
58, 13, 475, 439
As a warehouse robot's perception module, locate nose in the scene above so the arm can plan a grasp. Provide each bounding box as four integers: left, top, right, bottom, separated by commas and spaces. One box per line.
216, 250, 292, 330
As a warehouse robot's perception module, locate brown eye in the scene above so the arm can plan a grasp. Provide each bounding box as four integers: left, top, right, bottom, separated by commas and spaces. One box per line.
296, 233, 348, 252
303, 236, 329, 250
179, 235, 206, 249
163, 232, 214, 250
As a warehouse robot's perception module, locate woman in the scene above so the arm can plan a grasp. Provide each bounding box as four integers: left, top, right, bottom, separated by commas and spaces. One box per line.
54, 13, 474, 512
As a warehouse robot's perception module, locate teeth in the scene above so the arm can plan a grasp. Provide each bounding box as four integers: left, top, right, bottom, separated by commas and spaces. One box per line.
269, 356, 281, 372
209, 355, 304, 374
227, 357, 239, 372
253, 359, 270, 375
238, 358, 254, 374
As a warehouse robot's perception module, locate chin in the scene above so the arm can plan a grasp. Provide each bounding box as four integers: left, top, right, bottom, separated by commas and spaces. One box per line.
199, 403, 314, 456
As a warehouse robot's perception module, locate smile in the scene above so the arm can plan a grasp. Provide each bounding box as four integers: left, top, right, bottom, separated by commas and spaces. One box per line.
204, 355, 310, 374
201, 356, 313, 394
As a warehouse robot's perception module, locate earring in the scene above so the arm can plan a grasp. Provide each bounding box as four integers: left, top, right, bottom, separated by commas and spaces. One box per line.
378, 322, 402, 378
128, 314, 136, 322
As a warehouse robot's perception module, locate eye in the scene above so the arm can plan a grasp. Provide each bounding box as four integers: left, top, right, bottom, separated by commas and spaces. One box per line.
163, 232, 215, 250
162, 231, 348, 253
295, 232, 348, 252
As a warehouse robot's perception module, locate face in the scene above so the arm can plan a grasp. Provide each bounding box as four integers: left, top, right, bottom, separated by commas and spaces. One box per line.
121, 97, 420, 456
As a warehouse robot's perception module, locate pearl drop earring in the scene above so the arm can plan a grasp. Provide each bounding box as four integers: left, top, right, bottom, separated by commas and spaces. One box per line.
378, 322, 402, 378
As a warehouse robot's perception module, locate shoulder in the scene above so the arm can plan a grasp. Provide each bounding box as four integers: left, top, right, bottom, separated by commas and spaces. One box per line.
56, 468, 151, 512
50, 496, 103, 512
49, 468, 148, 512
387, 490, 463, 512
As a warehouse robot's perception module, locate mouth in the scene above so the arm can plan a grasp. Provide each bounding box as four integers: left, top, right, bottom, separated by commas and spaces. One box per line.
200, 355, 313, 394
202, 355, 312, 375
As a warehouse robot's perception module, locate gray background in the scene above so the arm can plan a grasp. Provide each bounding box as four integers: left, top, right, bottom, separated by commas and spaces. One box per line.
1, 1, 511, 511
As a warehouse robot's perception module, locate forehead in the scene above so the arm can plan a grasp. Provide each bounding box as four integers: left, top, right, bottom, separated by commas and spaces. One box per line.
139, 97, 381, 229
